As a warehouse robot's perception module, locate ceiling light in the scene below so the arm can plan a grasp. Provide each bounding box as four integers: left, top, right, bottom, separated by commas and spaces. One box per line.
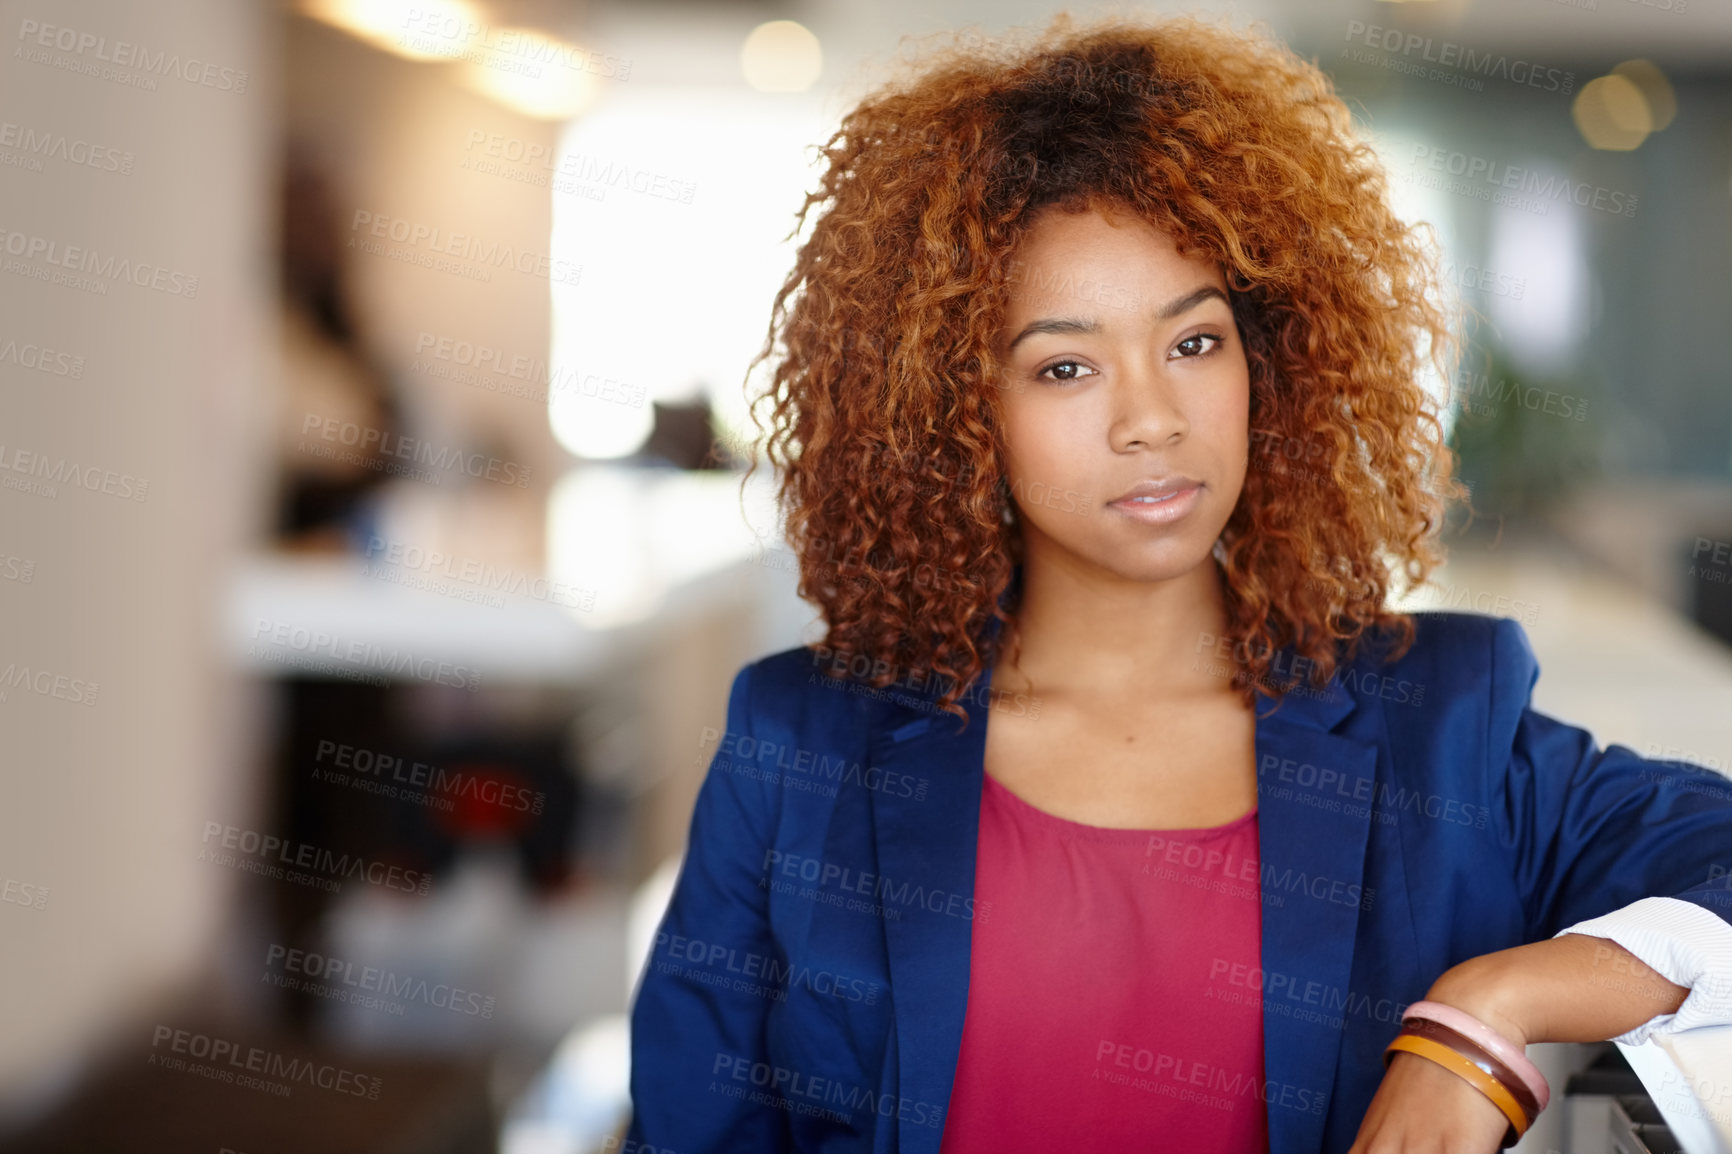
1573, 74, 1651, 151
1612, 59, 1677, 132
458, 27, 599, 120
299, 0, 488, 63
740, 20, 822, 93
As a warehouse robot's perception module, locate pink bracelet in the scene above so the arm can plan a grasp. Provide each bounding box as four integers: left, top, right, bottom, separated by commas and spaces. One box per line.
1402, 1000, 1550, 1112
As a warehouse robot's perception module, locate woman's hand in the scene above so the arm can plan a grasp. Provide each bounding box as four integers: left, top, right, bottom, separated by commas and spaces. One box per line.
1346, 1049, 1513, 1153
1346, 978, 1528, 1153
1348, 933, 1690, 1151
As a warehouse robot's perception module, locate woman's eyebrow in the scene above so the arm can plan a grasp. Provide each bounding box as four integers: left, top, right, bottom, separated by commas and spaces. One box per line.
1155, 284, 1229, 320
1007, 316, 1100, 351
1006, 284, 1229, 352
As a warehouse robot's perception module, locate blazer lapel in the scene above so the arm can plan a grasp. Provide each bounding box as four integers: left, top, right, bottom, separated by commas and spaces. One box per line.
867, 698, 989, 1154
1252, 682, 1378, 1154
862, 658, 1377, 1154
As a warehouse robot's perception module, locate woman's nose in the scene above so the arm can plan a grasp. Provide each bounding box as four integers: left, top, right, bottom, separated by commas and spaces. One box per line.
1108, 365, 1189, 451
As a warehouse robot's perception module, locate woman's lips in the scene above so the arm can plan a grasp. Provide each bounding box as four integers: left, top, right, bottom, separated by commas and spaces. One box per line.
1106, 484, 1203, 524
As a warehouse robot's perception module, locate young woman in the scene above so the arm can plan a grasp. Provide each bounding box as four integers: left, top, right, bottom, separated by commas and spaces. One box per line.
626, 15, 1732, 1153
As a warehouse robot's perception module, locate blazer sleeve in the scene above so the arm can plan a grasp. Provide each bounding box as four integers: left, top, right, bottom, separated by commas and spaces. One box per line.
625, 662, 791, 1152
1485, 616, 1732, 1038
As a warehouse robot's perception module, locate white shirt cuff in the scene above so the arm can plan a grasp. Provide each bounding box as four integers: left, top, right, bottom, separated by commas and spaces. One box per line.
1555, 896, 1732, 1045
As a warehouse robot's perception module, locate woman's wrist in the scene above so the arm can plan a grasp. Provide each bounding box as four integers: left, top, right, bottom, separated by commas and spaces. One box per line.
1421, 952, 1534, 1050
1422, 935, 1691, 1049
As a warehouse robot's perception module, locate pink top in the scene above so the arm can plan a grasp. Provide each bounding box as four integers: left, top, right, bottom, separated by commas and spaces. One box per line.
938, 772, 1268, 1153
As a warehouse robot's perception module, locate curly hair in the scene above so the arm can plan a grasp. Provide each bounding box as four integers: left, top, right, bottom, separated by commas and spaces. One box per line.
744, 13, 1467, 726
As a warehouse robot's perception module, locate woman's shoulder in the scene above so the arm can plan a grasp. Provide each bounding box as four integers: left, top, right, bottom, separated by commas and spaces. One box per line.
726, 644, 905, 742
1329, 610, 1541, 738
1368, 609, 1538, 692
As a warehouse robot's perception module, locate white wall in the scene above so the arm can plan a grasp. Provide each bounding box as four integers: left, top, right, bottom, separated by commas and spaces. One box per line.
0, 0, 274, 1111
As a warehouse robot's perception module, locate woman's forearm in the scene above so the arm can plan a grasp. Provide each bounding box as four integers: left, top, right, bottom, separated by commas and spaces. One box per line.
1423, 934, 1689, 1047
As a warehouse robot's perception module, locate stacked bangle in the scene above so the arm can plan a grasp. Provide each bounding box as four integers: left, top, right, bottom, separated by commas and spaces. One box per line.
1381, 1001, 1551, 1149
1402, 1001, 1551, 1112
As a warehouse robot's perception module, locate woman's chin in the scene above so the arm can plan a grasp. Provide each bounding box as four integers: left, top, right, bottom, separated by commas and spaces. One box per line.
1053, 539, 1222, 586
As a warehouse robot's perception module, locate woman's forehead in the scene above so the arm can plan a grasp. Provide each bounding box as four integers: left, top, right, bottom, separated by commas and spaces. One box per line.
1002, 208, 1227, 318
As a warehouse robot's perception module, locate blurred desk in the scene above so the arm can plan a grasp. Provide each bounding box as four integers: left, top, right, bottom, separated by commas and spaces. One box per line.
223, 547, 765, 685
223, 466, 793, 686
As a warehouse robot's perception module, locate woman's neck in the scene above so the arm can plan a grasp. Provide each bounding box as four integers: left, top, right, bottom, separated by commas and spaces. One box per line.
997, 544, 1233, 700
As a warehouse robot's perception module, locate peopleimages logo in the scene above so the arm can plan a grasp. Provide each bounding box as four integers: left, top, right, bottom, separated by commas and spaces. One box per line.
397, 10, 631, 80
1093, 1039, 1328, 1116
0, 227, 199, 296
0, 661, 99, 706
298, 414, 532, 488
701, 726, 930, 801
711, 1052, 945, 1130
264, 944, 496, 1018
313, 738, 546, 816
1448, 371, 1589, 424
761, 850, 989, 923
1343, 21, 1574, 94
149, 1027, 379, 1098
1206, 959, 1414, 1027
1194, 632, 1425, 707
199, 821, 433, 895
0, 335, 85, 377
1, 872, 49, 911
653, 930, 884, 1005
1404, 576, 1543, 626
1440, 260, 1525, 302
461, 131, 697, 206
1407, 144, 1638, 220
412, 330, 646, 409
247, 617, 482, 690
348, 211, 582, 287
0, 120, 134, 175
15, 18, 250, 93
361, 535, 592, 611
0, 444, 148, 502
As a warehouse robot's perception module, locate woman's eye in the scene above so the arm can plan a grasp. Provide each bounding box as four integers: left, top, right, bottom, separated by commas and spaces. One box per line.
1039, 360, 1094, 383
1172, 332, 1223, 359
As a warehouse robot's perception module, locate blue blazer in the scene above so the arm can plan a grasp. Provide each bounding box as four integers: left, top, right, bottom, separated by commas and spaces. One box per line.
627, 611, 1732, 1153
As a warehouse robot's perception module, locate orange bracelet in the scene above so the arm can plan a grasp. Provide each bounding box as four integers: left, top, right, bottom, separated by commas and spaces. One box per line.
1384, 1033, 1528, 1140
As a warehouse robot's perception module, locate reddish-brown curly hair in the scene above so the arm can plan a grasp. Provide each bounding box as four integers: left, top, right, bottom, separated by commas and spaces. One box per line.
744, 13, 1467, 725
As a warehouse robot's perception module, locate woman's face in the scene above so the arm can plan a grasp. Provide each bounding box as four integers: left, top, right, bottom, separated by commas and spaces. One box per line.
995, 204, 1250, 584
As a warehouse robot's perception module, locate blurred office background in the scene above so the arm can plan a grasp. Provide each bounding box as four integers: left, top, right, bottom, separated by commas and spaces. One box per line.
1, 0, 1730, 1151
